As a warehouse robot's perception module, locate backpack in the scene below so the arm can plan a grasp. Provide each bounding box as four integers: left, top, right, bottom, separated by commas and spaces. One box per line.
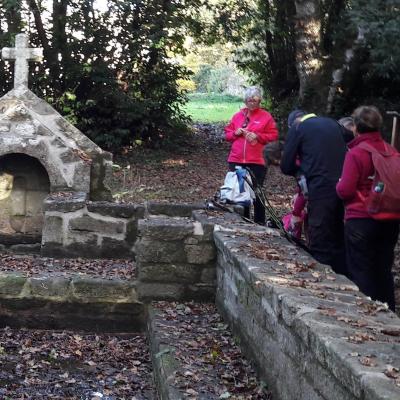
358, 141, 400, 220
218, 167, 255, 206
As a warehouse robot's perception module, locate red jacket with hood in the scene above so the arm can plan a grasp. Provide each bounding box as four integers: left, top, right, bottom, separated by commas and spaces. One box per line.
225, 108, 278, 165
336, 132, 387, 220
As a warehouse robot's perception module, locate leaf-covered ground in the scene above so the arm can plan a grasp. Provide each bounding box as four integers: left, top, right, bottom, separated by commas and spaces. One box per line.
0, 329, 154, 399
0, 254, 136, 280
111, 124, 295, 208
153, 301, 272, 399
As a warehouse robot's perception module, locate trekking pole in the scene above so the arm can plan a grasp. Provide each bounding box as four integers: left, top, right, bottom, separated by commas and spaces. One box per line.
207, 198, 252, 223
243, 168, 284, 227
244, 168, 311, 253
387, 111, 400, 150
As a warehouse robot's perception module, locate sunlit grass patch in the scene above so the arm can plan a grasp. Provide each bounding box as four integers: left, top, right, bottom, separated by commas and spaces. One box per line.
184, 93, 243, 123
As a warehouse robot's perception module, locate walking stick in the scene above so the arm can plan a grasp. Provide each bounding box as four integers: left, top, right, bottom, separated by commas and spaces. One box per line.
387, 111, 400, 151
243, 168, 311, 254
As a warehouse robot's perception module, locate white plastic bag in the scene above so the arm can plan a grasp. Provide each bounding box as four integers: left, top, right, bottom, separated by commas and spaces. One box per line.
219, 168, 255, 205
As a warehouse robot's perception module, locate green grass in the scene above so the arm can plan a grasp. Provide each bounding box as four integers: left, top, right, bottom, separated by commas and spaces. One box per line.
184, 93, 244, 123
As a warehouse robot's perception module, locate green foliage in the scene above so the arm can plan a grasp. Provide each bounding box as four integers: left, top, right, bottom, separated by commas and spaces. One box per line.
0, 0, 398, 144
328, 0, 400, 116
193, 64, 213, 92
0, 0, 209, 150
199, 0, 298, 111
200, 0, 399, 118
350, 0, 400, 82
193, 64, 244, 94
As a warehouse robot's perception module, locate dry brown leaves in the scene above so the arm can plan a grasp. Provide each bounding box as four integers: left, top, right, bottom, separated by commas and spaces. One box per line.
359, 356, 377, 367
0, 255, 136, 280
346, 331, 377, 344
356, 301, 389, 316
153, 302, 271, 399
384, 365, 400, 379
384, 366, 400, 388
0, 328, 153, 399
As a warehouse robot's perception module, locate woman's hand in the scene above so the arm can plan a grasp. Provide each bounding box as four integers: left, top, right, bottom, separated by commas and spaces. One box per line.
244, 131, 258, 144
234, 128, 243, 136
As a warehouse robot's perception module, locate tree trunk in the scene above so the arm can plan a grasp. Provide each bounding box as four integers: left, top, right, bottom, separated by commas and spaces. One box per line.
51, 0, 69, 92
27, 0, 61, 93
4, 3, 22, 34
293, 0, 323, 108
325, 27, 365, 114
261, 0, 298, 103
26, 0, 50, 53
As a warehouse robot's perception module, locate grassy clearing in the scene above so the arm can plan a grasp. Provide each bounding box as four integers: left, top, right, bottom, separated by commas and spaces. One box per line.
184, 93, 243, 123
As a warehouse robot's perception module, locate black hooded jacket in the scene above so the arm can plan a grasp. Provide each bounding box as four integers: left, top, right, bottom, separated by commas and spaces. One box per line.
280, 116, 346, 200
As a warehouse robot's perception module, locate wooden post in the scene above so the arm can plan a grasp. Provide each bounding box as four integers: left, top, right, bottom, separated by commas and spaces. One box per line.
387, 111, 400, 151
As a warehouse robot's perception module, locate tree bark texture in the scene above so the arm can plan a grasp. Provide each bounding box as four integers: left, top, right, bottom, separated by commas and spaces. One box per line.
293, 0, 322, 108
325, 27, 365, 114
4, 4, 22, 34
265, 0, 298, 100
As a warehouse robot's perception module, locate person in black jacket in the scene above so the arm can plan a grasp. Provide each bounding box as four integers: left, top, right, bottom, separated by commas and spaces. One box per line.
281, 111, 347, 275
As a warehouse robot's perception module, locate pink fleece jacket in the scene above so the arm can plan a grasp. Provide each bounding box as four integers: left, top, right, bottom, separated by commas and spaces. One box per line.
336, 132, 387, 220
225, 108, 278, 165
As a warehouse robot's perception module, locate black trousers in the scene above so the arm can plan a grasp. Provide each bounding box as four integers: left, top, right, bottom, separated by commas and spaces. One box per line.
307, 196, 347, 275
228, 163, 267, 224
345, 218, 399, 311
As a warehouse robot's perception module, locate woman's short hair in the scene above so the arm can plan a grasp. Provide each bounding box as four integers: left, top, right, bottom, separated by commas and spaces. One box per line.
244, 86, 262, 102
338, 117, 355, 130
352, 106, 383, 133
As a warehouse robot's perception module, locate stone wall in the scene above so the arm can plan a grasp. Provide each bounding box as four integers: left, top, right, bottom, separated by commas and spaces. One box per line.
394, 240, 400, 316
0, 272, 145, 332
39, 200, 205, 259
41, 193, 145, 258
135, 214, 217, 301
214, 228, 400, 400
1, 201, 400, 399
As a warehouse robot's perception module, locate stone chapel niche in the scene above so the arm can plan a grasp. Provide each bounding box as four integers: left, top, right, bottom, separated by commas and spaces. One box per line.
0, 153, 50, 243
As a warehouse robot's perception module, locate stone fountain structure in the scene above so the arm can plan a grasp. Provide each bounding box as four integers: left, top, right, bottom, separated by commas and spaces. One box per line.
0, 33, 115, 252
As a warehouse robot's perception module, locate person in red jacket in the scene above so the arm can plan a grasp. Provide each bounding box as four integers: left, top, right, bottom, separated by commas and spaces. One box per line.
336, 105, 400, 311
225, 86, 278, 224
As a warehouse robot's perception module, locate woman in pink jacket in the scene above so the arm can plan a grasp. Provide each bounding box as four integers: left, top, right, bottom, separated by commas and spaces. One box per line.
224, 87, 278, 224
336, 106, 399, 311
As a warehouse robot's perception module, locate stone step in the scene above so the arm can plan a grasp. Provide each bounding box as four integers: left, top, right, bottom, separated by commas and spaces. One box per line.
0, 272, 146, 332
148, 301, 270, 400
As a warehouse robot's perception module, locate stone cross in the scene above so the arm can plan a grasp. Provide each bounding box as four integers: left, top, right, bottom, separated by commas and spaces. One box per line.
1, 33, 43, 89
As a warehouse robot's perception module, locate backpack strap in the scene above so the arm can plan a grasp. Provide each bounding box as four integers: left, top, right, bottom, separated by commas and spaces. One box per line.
357, 141, 377, 154
357, 140, 397, 157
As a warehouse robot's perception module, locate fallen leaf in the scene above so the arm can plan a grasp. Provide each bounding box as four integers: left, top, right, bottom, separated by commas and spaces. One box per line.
359, 357, 376, 367
384, 365, 400, 379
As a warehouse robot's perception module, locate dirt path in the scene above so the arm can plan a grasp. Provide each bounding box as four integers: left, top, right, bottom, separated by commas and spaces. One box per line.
111, 125, 295, 208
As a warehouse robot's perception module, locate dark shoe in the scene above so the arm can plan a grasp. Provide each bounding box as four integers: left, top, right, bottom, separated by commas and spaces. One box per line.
266, 219, 278, 228
233, 205, 245, 216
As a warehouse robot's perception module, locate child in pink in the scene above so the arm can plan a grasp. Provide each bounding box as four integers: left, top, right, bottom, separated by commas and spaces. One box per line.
283, 186, 307, 239
282, 110, 308, 239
